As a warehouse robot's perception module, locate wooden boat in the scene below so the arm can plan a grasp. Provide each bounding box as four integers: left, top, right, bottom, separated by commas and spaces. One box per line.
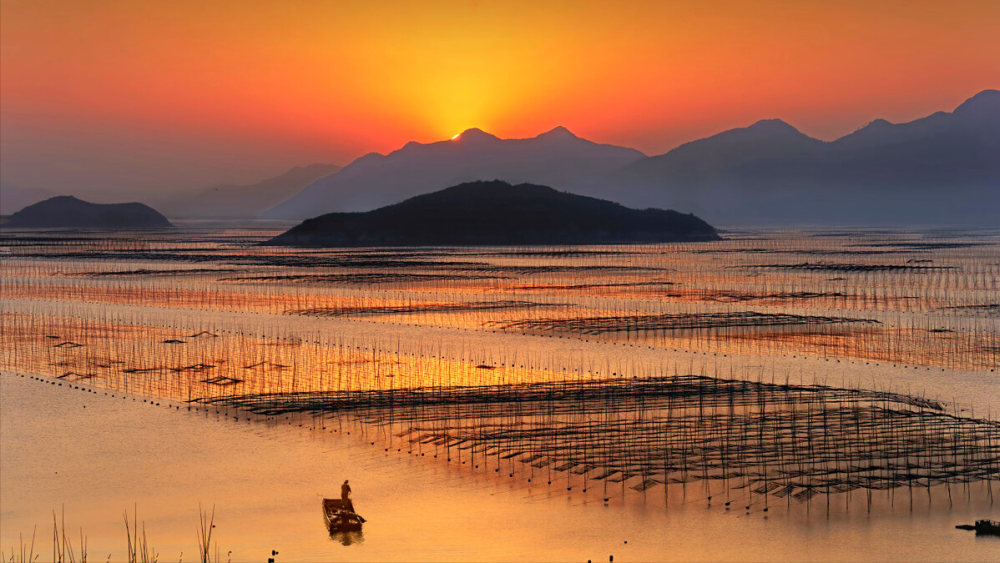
955, 519, 1000, 536
323, 498, 366, 532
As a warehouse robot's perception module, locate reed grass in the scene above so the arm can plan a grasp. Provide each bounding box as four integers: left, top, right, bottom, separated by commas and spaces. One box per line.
4, 507, 222, 563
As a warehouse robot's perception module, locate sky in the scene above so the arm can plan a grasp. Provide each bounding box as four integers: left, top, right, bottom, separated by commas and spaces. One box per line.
1, 0, 998, 199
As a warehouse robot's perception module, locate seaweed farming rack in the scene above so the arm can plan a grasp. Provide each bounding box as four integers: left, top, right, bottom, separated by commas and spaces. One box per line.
202, 374, 1000, 514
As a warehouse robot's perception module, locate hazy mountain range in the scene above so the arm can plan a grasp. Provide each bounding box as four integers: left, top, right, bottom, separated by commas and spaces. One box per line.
2, 164, 340, 220
263, 89, 999, 225
613, 89, 999, 224
262, 126, 644, 219
154, 163, 341, 219
4, 90, 996, 225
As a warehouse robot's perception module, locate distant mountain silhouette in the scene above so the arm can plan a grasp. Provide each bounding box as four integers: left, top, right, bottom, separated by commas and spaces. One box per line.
613, 89, 1000, 224
157, 163, 340, 219
265, 180, 719, 247
262, 90, 998, 225
262, 127, 644, 220
3, 196, 173, 229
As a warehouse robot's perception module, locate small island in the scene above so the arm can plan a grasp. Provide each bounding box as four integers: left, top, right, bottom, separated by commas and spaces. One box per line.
266, 180, 720, 246
3, 196, 173, 229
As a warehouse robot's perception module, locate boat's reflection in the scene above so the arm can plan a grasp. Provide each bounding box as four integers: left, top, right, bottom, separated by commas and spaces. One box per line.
330, 529, 365, 546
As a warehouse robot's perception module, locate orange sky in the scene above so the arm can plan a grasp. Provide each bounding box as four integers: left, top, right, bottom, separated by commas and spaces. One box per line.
1, 0, 998, 197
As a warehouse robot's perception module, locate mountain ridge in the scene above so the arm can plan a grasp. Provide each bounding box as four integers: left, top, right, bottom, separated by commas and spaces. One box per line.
4, 196, 173, 229
261, 127, 646, 219
611, 89, 1000, 224
265, 180, 719, 246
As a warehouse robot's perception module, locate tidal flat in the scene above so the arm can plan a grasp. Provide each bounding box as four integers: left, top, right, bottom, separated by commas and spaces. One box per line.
1, 226, 998, 561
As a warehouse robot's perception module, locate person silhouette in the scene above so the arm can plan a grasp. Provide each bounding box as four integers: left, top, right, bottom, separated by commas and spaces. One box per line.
341, 480, 353, 511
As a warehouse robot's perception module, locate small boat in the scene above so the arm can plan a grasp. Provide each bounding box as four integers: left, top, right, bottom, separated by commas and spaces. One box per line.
955, 519, 1000, 537
323, 498, 366, 532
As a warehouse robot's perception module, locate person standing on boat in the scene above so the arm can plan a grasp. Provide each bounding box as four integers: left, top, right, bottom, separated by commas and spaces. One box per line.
341, 480, 353, 511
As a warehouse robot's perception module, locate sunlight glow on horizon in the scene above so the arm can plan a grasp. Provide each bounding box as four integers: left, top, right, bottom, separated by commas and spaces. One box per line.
1, 0, 998, 194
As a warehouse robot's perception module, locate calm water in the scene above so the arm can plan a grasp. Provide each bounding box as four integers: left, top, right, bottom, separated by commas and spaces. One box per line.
2, 372, 998, 562
1, 227, 998, 561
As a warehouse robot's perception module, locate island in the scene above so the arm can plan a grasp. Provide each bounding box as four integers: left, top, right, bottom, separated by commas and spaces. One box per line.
265, 180, 720, 246
3, 196, 173, 229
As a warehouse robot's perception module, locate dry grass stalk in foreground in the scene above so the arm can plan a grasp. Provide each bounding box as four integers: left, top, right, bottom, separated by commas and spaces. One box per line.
123, 506, 157, 563
4, 507, 226, 563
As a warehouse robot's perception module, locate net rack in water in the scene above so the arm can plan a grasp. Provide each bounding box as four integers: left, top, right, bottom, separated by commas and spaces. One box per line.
200, 374, 999, 513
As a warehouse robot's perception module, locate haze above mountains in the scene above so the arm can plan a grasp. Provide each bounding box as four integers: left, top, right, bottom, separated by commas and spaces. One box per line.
4, 90, 997, 225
